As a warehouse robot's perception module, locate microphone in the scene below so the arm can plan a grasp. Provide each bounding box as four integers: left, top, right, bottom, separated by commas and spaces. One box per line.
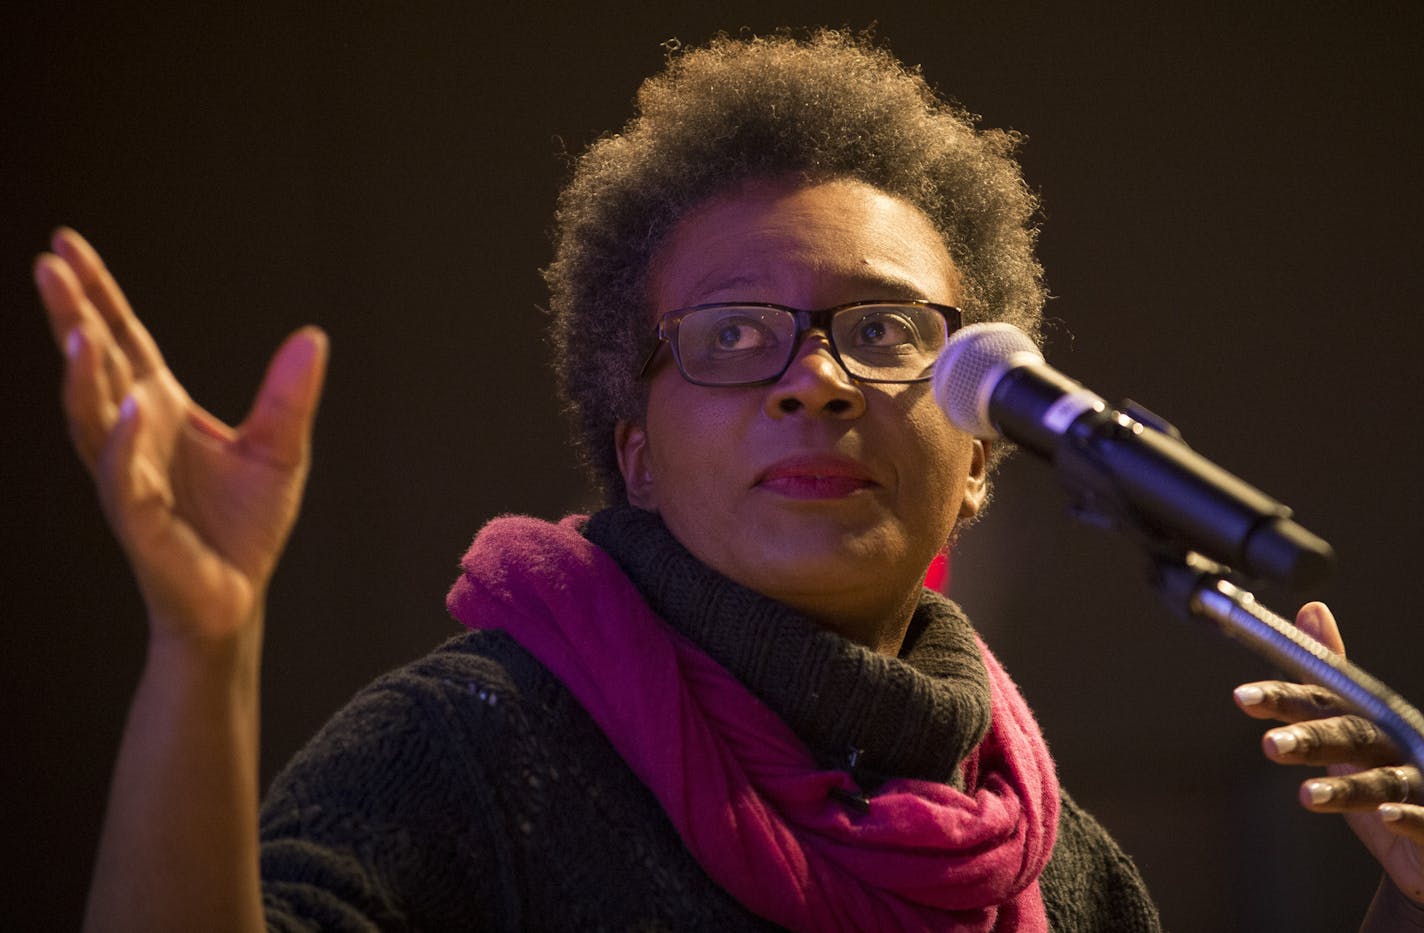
932, 322, 1334, 588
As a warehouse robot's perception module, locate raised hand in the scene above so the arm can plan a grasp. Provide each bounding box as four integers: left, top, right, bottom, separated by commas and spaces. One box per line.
35, 228, 330, 930
1235, 602, 1424, 905
34, 228, 327, 643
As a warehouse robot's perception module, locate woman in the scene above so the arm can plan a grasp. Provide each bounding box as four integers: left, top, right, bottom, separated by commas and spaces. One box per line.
35, 30, 1424, 931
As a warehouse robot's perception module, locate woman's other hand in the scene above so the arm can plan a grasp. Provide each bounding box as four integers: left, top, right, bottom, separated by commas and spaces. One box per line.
1234, 602, 1424, 904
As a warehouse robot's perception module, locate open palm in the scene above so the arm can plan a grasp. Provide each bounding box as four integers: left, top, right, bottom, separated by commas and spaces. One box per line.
35, 228, 327, 641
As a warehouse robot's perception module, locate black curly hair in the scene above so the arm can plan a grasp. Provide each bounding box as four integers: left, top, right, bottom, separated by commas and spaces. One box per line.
545, 29, 1046, 502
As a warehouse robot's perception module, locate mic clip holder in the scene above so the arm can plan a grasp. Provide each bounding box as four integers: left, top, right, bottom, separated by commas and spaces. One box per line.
1045, 393, 1332, 588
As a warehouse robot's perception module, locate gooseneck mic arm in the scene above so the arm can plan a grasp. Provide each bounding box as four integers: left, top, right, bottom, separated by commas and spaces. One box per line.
1157, 554, 1424, 772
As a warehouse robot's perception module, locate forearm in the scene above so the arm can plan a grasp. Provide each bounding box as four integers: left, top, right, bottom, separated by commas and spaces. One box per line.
83, 624, 265, 933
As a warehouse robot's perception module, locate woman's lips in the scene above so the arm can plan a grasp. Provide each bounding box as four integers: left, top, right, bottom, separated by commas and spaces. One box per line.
755, 457, 878, 499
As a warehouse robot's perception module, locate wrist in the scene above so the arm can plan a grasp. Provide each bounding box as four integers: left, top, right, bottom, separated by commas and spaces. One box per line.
144, 614, 264, 696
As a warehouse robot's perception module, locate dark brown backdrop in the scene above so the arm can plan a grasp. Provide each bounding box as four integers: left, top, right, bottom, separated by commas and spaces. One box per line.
4, 3, 1422, 928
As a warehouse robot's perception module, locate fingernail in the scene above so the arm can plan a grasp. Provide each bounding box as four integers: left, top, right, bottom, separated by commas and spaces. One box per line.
1306, 781, 1334, 805
1380, 804, 1404, 822
65, 329, 82, 359
1267, 729, 1299, 755
1235, 685, 1265, 706
120, 394, 137, 420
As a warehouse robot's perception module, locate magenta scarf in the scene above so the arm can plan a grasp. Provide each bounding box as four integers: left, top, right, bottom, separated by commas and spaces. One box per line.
446, 514, 1059, 932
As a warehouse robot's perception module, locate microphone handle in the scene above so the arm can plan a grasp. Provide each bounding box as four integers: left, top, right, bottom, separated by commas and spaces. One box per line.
992, 365, 1333, 587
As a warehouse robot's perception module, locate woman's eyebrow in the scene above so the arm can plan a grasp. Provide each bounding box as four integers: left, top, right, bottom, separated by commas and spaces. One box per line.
687, 271, 933, 304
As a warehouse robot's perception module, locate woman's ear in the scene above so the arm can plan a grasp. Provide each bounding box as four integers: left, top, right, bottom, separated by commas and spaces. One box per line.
615, 420, 657, 509
958, 438, 991, 519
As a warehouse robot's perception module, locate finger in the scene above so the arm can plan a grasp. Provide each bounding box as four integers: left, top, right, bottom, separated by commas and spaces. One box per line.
1234, 680, 1350, 723
36, 251, 99, 348
1294, 601, 1346, 656
39, 252, 130, 467
35, 252, 136, 401
1300, 765, 1420, 812
96, 391, 162, 532
50, 228, 166, 377
1261, 714, 1401, 767
61, 327, 123, 468
1377, 803, 1424, 845
238, 327, 329, 469
97, 390, 184, 562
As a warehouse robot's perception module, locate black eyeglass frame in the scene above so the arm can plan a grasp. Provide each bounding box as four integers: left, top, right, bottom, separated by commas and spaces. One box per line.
636, 300, 963, 388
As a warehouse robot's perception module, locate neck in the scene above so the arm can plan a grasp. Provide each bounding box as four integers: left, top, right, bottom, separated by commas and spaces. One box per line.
795, 586, 921, 656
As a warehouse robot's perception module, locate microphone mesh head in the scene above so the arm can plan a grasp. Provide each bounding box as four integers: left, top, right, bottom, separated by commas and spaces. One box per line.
932, 322, 1043, 437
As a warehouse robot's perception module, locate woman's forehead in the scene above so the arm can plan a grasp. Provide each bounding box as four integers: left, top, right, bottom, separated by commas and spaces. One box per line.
650, 178, 959, 311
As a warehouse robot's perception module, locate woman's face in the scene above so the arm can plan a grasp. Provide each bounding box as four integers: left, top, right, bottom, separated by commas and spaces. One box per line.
615, 177, 988, 654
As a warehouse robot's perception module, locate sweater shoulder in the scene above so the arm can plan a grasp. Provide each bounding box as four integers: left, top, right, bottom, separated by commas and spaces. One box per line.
390, 627, 563, 698
257, 631, 565, 929
263, 631, 562, 802
259, 630, 772, 931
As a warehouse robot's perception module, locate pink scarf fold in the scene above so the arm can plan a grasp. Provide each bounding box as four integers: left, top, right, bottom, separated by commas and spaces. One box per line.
446, 514, 1059, 932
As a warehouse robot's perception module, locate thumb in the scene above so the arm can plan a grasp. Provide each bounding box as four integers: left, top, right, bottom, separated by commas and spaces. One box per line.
1296, 601, 1346, 656
239, 327, 329, 466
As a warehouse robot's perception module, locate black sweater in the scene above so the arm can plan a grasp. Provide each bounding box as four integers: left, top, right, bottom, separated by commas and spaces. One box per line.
258, 508, 1161, 930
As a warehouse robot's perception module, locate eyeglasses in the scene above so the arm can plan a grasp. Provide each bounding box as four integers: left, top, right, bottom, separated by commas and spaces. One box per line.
637, 300, 962, 387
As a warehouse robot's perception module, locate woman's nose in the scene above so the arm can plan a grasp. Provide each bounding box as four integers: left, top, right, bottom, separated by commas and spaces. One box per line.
764, 334, 867, 419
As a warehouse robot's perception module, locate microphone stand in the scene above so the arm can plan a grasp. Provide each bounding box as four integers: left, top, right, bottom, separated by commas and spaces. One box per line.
1049, 403, 1424, 772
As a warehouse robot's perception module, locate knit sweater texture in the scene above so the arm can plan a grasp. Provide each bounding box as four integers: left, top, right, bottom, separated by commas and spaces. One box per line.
258, 507, 1161, 930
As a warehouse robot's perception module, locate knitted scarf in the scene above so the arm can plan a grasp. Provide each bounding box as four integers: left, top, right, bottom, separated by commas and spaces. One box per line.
446, 510, 1059, 932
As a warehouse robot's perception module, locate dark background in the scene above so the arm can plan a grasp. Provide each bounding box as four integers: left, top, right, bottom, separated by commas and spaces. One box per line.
4, 2, 1422, 929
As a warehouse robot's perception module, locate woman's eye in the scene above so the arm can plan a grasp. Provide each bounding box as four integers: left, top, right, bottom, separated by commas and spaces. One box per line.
712, 319, 774, 351
855, 314, 915, 346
